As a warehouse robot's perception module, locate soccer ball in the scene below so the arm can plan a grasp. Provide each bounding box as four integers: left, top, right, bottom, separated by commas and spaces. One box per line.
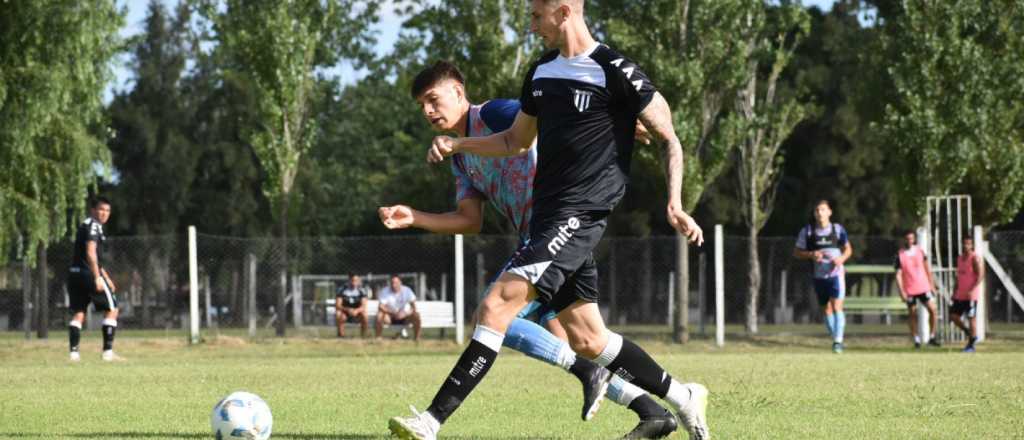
211, 391, 273, 440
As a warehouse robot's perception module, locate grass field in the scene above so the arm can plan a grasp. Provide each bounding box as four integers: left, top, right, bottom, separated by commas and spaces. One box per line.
1, 328, 1023, 439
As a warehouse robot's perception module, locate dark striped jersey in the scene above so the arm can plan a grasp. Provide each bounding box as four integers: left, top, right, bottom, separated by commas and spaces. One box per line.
72, 217, 105, 270
518, 43, 656, 217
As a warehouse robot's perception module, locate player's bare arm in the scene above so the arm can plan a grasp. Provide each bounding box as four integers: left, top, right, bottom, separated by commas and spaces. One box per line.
834, 242, 853, 266
379, 198, 484, 234
639, 91, 703, 245
427, 111, 537, 163
86, 241, 105, 292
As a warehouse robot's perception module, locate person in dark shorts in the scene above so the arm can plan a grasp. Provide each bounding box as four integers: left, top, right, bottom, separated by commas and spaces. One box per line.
895, 230, 940, 348
952, 237, 984, 352
794, 200, 853, 353
335, 274, 370, 338
67, 196, 123, 362
376, 275, 421, 341
388, 2, 708, 439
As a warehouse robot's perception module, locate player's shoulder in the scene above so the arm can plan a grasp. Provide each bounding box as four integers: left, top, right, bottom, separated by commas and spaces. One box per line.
479, 99, 520, 132
589, 44, 639, 69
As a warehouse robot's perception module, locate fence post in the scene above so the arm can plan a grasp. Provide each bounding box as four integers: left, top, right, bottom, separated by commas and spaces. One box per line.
698, 252, 706, 336
975, 225, 986, 341
204, 275, 214, 329
667, 271, 674, 327
188, 226, 200, 344
715, 225, 724, 347
291, 274, 302, 329
247, 253, 257, 338
455, 234, 465, 345
37, 244, 49, 339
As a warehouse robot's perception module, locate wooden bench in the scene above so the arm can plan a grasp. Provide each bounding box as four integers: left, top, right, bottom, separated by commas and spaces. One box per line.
325, 299, 456, 337
844, 296, 907, 326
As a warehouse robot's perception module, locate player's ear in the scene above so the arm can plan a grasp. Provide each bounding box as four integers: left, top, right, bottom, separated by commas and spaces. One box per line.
453, 82, 466, 103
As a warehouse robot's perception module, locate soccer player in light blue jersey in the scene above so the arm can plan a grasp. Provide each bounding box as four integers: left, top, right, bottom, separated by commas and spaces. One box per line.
379, 61, 677, 439
794, 200, 853, 353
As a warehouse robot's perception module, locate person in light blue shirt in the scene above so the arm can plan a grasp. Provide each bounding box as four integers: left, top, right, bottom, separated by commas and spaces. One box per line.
378, 61, 677, 439
794, 200, 853, 353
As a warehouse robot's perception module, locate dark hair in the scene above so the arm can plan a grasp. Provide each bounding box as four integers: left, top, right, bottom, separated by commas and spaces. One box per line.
902, 229, 916, 237
89, 196, 111, 208
410, 60, 465, 100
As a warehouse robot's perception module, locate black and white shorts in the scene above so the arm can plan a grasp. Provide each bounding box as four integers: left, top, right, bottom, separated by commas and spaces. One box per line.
950, 300, 978, 318
503, 211, 606, 313
67, 271, 118, 312
906, 291, 934, 307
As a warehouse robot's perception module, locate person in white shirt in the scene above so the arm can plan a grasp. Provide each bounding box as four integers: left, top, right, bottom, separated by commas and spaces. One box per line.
376, 275, 421, 341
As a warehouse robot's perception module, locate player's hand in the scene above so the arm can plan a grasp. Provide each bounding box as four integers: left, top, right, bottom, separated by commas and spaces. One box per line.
379, 205, 415, 229
667, 203, 703, 246
95, 277, 106, 293
427, 136, 458, 164
634, 120, 652, 145
105, 277, 116, 293
812, 250, 825, 262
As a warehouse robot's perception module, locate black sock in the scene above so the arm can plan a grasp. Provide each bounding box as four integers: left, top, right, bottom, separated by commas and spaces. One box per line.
69, 325, 81, 352
102, 325, 115, 351
426, 336, 500, 423
569, 356, 600, 380
629, 394, 669, 419
602, 336, 673, 398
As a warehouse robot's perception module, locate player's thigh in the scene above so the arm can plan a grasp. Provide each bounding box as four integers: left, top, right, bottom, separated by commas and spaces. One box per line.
67, 274, 93, 313
544, 316, 568, 341
477, 273, 535, 330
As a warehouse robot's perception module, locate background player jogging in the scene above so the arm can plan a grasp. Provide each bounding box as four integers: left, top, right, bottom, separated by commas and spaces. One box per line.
388, 1, 709, 439
380, 60, 679, 439
794, 200, 852, 353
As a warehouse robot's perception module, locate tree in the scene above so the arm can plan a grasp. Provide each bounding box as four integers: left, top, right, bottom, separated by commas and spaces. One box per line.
106, 1, 195, 235
0, 2, 123, 266
591, 0, 757, 342
734, 1, 813, 334
879, 0, 1024, 226
197, 0, 376, 335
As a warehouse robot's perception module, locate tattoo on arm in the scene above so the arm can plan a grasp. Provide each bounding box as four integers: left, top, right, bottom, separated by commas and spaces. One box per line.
639, 93, 684, 203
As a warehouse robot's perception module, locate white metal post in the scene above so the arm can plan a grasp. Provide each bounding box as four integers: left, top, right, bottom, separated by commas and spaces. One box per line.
974, 225, 986, 341
248, 254, 257, 338
715, 225, 725, 347
667, 272, 675, 327
455, 234, 465, 344
188, 226, 200, 344
292, 274, 302, 328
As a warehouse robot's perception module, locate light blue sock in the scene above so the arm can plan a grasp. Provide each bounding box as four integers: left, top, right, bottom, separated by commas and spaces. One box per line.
503, 317, 573, 369
825, 313, 836, 338
834, 312, 846, 343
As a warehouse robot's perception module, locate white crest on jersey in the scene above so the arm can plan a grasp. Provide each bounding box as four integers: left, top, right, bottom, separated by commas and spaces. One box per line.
572, 89, 592, 112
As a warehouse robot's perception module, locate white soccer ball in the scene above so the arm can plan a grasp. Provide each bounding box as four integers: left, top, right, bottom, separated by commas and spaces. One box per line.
211, 391, 273, 440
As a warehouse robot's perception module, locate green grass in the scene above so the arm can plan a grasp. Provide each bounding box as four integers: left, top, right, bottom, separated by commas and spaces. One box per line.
1, 329, 1022, 439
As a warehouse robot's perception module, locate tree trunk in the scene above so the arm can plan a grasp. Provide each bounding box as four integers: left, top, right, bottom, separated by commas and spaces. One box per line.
276, 194, 289, 337
746, 224, 761, 334
36, 243, 49, 339
674, 233, 690, 344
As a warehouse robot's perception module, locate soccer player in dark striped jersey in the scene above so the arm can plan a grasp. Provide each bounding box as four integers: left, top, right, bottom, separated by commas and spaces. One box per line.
67, 196, 123, 362
388, 2, 709, 439
382, 61, 678, 439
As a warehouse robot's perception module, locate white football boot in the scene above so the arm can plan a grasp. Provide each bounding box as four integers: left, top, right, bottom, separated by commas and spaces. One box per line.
69, 351, 81, 362
388, 405, 439, 440
101, 350, 126, 362
674, 383, 710, 440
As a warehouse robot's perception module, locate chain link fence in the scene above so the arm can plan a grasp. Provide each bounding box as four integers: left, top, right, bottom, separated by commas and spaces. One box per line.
2, 231, 1022, 340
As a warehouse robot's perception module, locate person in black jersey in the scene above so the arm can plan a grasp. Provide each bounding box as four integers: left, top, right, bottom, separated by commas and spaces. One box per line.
335, 274, 370, 338
67, 196, 123, 362
389, 2, 709, 439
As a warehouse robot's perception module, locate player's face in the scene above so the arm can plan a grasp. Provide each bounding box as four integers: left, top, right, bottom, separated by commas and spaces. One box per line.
417, 80, 465, 132
904, 233, 916, 247
530, 1, 566, 48
963, 239, 974, 252
351, 276, 361, 287
813, 203, 832, 224
92, 203, 111, 224
390, 277, 401, 291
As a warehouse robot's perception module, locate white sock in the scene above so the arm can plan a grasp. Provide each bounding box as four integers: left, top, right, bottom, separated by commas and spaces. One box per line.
609, 375, 645, 406
914, 335, 921, 344
664, 380, 691, 411
593, 331, 623, 368
555, 342, 576, 371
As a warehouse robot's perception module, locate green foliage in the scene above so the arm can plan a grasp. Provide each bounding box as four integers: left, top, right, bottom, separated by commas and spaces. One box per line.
0, 1, 123, 264
880, 0, 1024, 225
105, 1, 195, 235
592, 0, 754, 214
196, 0, 377, 229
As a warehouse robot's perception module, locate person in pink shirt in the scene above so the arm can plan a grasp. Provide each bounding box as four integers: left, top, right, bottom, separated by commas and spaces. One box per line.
951, 236, 984, 352
894, 230, 940, 348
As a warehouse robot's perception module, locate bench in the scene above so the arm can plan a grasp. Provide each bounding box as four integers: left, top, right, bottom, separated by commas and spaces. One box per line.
844, 295, 907, 325
325, 299, 456, 337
